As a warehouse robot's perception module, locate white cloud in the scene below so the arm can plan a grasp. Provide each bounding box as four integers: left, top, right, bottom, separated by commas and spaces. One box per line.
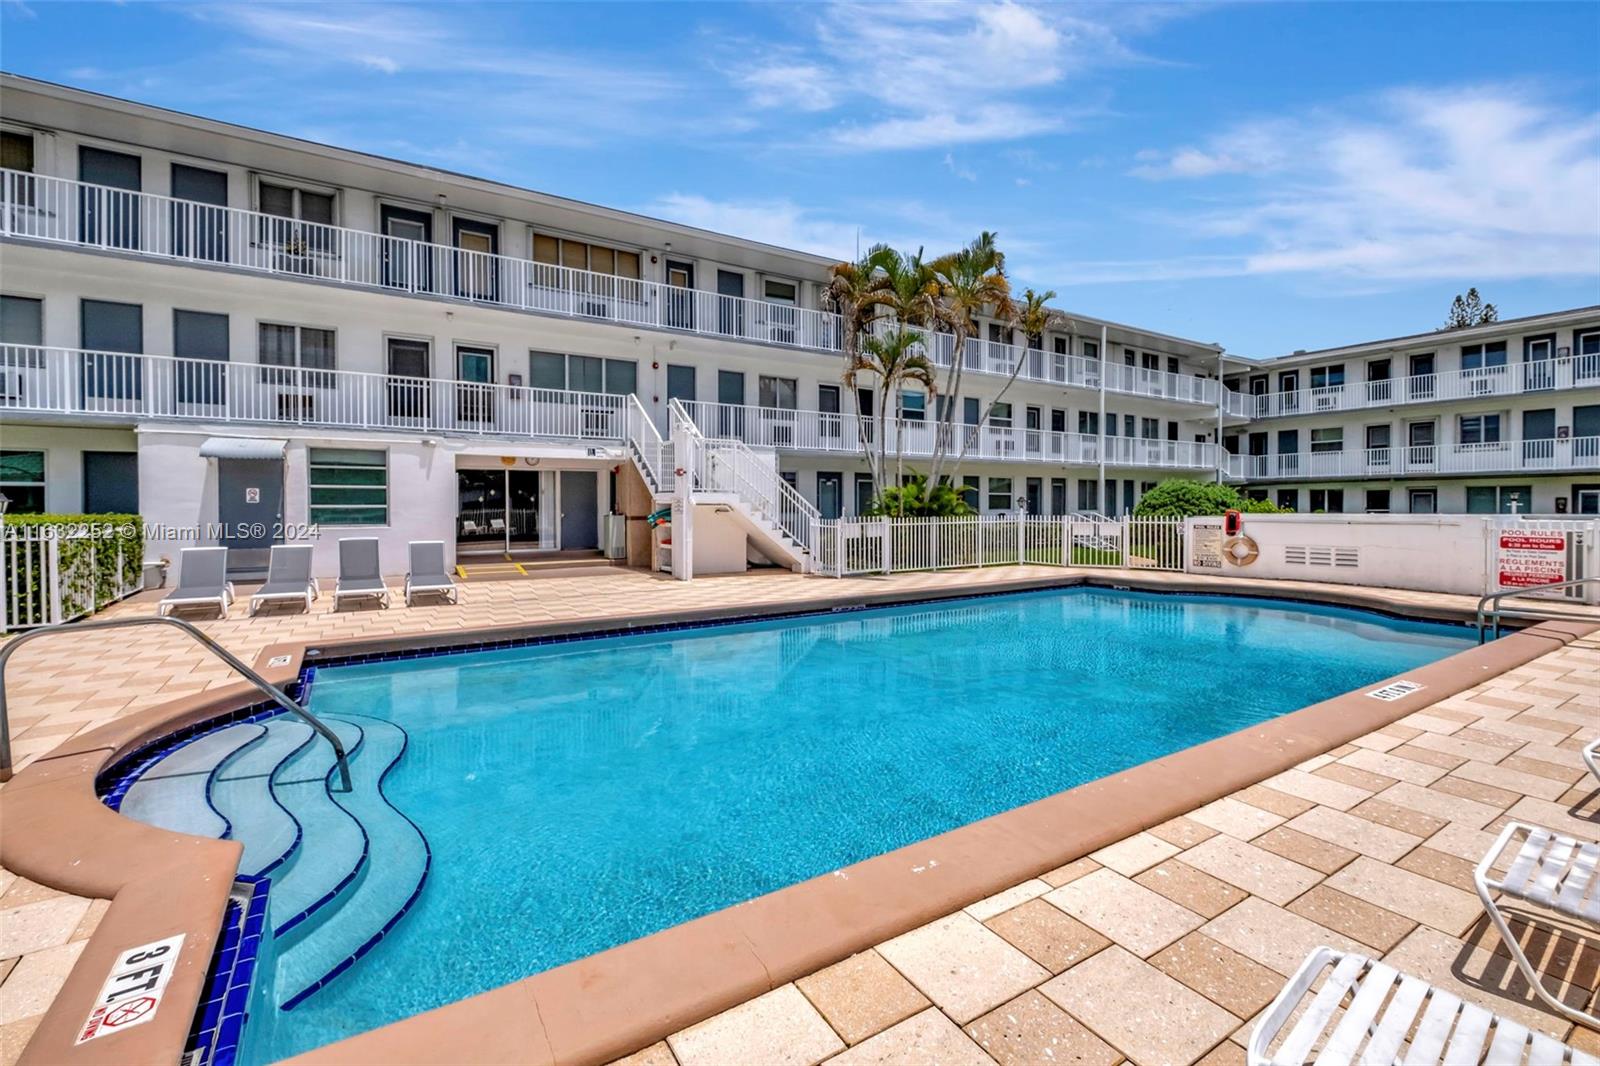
722, 1, 1168, 151
644, 194, 862, 258
1127, 85, 1600, 282
942, 153, 978, 182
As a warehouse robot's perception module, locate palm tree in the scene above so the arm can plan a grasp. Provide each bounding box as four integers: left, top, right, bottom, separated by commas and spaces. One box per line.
945, 286, 1057, 486
844, 327, 937, 508
926, 233, 1012, 489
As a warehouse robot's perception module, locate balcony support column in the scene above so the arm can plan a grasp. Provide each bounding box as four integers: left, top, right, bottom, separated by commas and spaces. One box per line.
1097, 324, 1107, 507
1215, 350, 1225, 484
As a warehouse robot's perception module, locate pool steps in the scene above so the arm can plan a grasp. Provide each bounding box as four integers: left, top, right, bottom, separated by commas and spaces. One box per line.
105, 711, 430, 1013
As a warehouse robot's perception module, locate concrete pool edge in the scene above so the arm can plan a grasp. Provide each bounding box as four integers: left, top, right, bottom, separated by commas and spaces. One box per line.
0, 581, 1590, 1066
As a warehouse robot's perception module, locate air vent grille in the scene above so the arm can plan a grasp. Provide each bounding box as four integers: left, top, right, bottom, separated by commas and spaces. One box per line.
1285, 545, 1360, 567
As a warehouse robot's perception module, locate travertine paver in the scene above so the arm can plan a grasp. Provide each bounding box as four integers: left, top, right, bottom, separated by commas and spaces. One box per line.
874, 913, 1049, 1024
1087, 831, 1180, 877
964, 989, 1119, 1066
1045, 867, 1205, 958
793, 951, 928, 1046
5, 568, 1600, 1065
666, 985, 843, 1066
1041, 946, 1239, 1066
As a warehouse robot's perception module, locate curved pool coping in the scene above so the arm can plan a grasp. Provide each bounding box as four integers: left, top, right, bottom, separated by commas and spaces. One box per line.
3, 572, 1594, 1066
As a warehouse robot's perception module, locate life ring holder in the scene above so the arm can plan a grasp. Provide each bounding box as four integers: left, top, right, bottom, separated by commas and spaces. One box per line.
1224, 534, 1260, 566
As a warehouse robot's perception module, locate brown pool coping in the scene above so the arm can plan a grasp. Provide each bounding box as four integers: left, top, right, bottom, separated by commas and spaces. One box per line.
2, 574, 1594, 1066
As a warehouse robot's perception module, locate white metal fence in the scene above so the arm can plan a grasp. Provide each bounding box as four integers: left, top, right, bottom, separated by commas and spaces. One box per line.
811, 514, 1186, 578
1, 526, 143, 632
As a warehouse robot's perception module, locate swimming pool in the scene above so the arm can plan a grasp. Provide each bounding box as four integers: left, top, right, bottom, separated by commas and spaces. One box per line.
128, 588, 1474, 1062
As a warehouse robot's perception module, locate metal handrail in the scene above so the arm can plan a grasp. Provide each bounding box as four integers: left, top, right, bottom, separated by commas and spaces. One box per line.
0, 616, 351, 790
1475, 577, 1600, 643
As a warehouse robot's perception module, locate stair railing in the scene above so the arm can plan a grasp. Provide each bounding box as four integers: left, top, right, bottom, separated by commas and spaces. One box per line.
0, 615, 352, 791
667, 400, 819, 555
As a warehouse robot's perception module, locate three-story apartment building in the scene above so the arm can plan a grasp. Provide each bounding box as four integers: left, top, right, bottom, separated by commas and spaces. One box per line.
1, 73, 1596, 578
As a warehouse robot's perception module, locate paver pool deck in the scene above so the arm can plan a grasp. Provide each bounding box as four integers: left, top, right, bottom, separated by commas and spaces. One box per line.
1, 566, 1597, 1065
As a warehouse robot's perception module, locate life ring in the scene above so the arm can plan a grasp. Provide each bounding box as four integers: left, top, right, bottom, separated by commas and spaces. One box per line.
1223, 535, 1259, 566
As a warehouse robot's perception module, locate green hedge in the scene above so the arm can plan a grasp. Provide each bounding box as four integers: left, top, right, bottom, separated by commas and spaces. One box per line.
3, 513, 144, 612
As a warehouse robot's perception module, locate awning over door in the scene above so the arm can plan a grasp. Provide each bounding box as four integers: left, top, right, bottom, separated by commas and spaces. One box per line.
198, 437, 288, 460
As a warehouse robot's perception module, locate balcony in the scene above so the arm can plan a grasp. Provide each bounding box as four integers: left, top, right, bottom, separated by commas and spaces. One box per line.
0, 345, 629, 442
0, 170, 844, 355
1242, 360, 1600, 420
1233, 437, 1600, 480
677, 400, 1225, 471
910, 331, 1233, 409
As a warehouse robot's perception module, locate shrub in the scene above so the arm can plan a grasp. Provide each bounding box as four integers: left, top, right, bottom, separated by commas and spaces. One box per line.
2, 513, 144, 612
863, 475, 975, 517
1132, 479, 1289, 519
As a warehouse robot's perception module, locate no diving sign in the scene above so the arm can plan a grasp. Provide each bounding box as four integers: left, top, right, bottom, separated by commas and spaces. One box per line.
76, 934, 186, 1044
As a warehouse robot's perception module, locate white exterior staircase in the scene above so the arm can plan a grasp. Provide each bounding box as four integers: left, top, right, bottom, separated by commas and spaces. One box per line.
624, 397, 816, 576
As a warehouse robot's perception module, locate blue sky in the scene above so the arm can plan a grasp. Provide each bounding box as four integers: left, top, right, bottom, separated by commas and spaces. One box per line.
2, 1, 1597, 356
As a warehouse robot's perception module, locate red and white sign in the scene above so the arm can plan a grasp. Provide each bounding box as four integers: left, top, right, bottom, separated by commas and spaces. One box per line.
1496, 533, 1567, 589
76, 933, 186, 1044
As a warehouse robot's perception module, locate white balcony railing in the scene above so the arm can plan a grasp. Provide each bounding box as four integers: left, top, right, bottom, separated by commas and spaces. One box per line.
1235, 437, 1600, 480
1242, 360, 1600, 419
1, 169, 1261, 412
0, 345, 629, 441
0, 169, 844, 354
677, 400, 1223, 471
909, 330, 1230, 409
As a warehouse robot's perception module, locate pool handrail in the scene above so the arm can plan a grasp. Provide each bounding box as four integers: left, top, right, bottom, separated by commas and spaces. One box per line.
1475, 576, 1600, 643
0, 615, 351, 791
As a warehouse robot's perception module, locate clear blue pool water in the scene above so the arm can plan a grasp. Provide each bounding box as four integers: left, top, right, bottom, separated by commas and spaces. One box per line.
251, 588, 1472, 1059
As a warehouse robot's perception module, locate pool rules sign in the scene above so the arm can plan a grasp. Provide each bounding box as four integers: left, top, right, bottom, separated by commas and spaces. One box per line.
76, 934, 186, 1044
1496, 532, 1567, 589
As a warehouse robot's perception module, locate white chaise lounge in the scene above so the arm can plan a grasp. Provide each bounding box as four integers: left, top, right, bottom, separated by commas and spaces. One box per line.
1474, 821, 1600, 1029
334, 537, 390, 608
403, 540, 457, 606
1250, 947, 1597, 1066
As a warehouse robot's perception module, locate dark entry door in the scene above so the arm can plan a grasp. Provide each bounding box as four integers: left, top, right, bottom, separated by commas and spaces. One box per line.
559, 470, 599, 549
80, 299, 143, 405
171, 164, 228, 261
79, 146, 141, 248
218, 458, 283, 571
382, 206, 433, 290
716, 269, 745, 338
666, 261, 695, 329
83, 452, 138, 513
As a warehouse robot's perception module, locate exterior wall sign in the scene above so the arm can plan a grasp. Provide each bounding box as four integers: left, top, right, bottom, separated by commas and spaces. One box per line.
1496, 533, 1567, 588
76, 934, 186, 1044
1189, 520, 1225, 571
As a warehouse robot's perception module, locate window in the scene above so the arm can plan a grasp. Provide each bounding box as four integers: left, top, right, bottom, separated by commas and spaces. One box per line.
1308, 489, 1344, 513
1, 295, 43, 366
989, 402, 1012, 428
898, 391, 926, 421
1461, 341, 1507, 371
1104, 411, 1118, 436
1309, 364, 1345, 389
763, 279, 797, 304
1082, 341, 1098, 360
1052, 337, 1067, 355
1458, 414, 1501, 445
259, 181, 334, 224
308, 448, 387, 526
960, 475, 980, 511
1365, 489, 1391, 513
2, 130, 35, 206
531, 233, 642, 280
1078, 411, 1098, 434
1123, 414, 1135, 437
1077, 480, 1097, 511
529, 352, 636, 394
1140, 417, 1159, 439
1310, 428, 1343, 453
1365, 425, 1391, 450
758, 375, 797, 409
258, 323, 334, 384
258, 180, 335, 256
1276, 489, 1298, 511
0, 449, 45, 513
987, 477, 1013, 512
1468, 485, 1533, 514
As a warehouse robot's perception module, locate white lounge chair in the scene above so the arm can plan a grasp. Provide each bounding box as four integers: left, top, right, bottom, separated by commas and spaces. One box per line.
249, 544, 319, 615
1250, 947, 1598, 1066
158, 547, 234, 617
333, 538, 390, 608
404, 541, 457, 606
1584, 736, 1598, 784
1474, 821, 1599, 1028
